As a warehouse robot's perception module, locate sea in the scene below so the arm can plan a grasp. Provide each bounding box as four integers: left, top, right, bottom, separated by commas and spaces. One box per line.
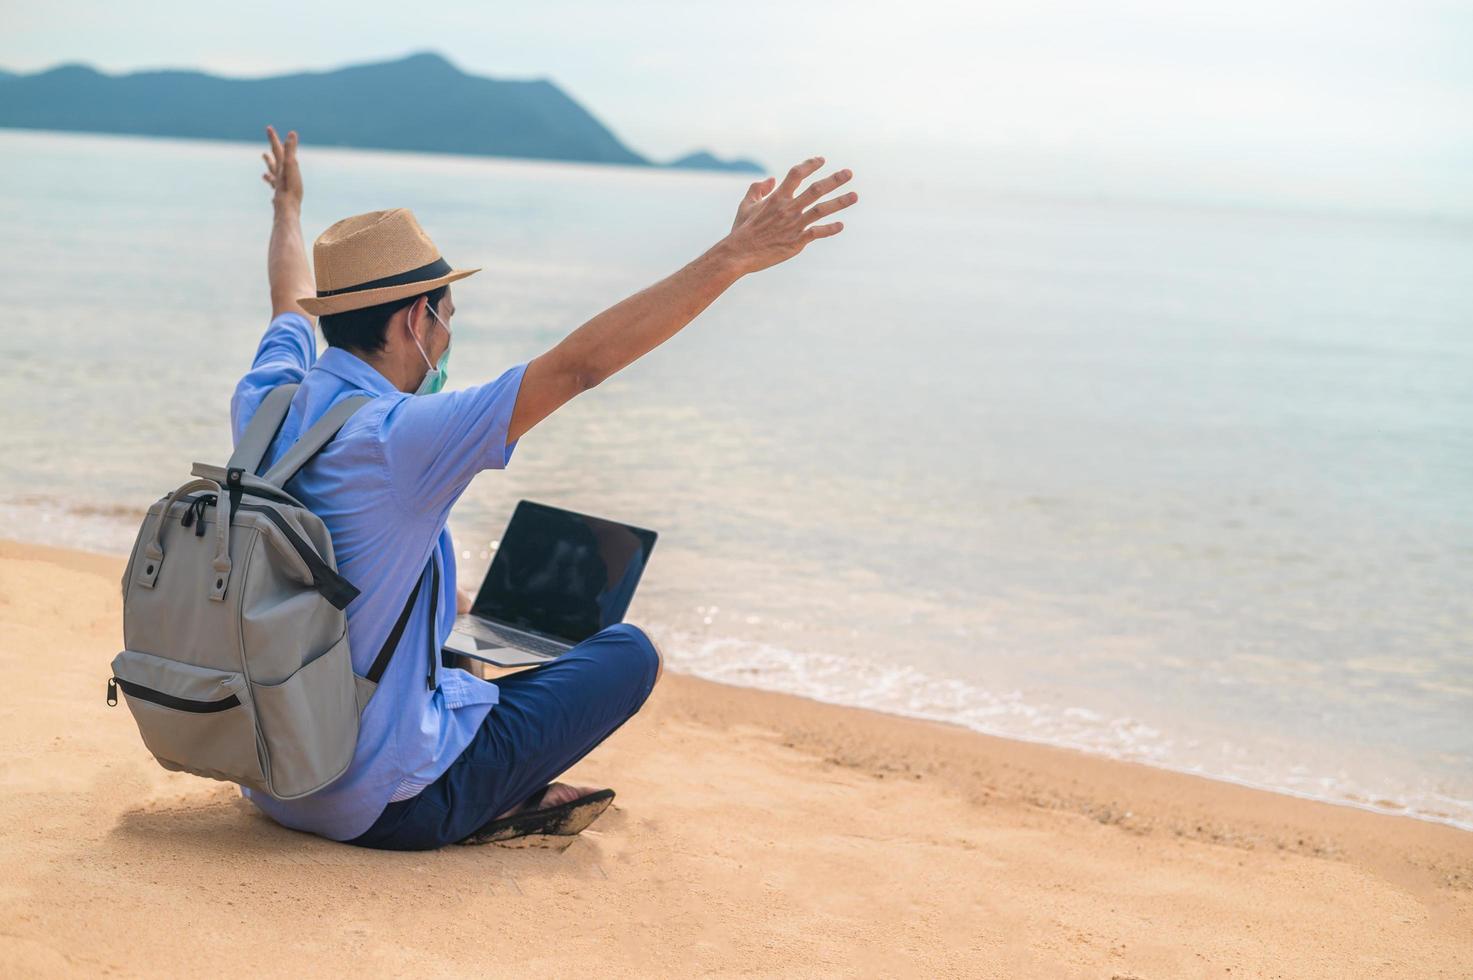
2, 129, 1469, 830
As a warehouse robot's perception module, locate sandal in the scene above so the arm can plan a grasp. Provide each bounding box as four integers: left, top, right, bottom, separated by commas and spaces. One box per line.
456, 785, 616, 846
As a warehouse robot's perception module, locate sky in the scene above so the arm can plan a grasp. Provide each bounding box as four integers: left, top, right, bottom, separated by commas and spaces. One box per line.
4, 0, 1471, 214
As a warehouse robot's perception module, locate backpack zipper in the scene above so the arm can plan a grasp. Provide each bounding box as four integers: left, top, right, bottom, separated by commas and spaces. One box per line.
106, 676, 242, 712
181, 494, 359, 609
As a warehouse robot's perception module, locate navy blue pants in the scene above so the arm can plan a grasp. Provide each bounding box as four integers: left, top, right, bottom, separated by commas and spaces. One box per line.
346, 623, 660, 851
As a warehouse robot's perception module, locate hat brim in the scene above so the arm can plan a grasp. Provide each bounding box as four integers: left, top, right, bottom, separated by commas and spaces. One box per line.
297, 267, 480, 317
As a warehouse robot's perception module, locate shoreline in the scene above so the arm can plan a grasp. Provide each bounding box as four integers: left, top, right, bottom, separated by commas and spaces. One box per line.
7, 518, 1469, 836
2, 537, 1471, 975
666, 638, 1473, 837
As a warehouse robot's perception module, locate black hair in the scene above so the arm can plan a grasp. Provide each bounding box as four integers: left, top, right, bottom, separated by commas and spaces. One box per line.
319, 284, 448, 354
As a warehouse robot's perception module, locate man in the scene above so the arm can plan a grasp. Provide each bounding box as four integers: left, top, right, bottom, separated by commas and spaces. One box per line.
236, 126, 857, 850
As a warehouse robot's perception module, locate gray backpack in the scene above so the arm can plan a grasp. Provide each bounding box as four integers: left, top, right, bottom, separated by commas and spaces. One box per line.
107, 383, 438, 799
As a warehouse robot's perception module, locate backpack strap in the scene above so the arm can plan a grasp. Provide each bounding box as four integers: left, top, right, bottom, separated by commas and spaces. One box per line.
260, 394, 375, 489
363, 556, 441, 692
366, 561, 427, 685
424, 559, 441, 691
227, 383, 300, 476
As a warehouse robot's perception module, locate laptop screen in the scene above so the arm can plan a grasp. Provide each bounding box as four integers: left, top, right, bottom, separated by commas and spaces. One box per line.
471, 500, 659, 644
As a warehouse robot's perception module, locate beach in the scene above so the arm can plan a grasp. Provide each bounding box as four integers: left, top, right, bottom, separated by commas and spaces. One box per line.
5, 130, 1472, 831
3, 538, 1470, 978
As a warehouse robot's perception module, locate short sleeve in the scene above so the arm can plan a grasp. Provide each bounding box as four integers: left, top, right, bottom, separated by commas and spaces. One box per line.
381, 362, 528, 513
230, 312, 317, 442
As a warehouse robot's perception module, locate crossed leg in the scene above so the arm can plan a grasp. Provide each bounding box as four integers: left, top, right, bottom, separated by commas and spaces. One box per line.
495, 628, 664, 818
347, 622, 663, 850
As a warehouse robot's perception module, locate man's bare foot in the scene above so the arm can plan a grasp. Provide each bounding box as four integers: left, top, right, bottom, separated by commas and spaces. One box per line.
494, 782, 601, 820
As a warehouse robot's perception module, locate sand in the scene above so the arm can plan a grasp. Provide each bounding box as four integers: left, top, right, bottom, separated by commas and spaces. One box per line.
1, 538, 1470, 978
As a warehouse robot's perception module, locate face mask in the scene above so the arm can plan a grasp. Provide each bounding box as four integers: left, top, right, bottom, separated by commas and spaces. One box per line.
411, 303, 452, 395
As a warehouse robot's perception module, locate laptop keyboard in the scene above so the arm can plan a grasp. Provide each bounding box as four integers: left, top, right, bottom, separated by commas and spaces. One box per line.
457, 618, 570, 658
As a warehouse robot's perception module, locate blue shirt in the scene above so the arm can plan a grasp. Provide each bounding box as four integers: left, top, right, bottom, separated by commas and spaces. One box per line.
230, 312, 527, 840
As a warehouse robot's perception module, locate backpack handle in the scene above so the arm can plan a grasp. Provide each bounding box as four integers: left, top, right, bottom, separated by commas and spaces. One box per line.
140, 478, 233, 601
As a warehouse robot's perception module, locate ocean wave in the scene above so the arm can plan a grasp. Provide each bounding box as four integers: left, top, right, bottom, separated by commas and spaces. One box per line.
653, 625, 1473, 833
0, 496, 143, 555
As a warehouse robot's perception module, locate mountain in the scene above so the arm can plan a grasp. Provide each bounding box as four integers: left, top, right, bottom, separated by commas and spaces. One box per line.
0, 52, 763, 174
666, 150, 765, 173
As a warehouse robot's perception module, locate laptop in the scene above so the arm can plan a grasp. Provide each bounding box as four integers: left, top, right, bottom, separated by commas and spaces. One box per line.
443, 500, 659, 668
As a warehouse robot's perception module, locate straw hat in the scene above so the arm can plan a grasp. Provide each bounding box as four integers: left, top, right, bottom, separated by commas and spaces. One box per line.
297, 208, 479, 316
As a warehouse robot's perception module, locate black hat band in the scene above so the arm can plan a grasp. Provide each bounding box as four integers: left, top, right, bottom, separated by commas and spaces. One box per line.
317, 257, 452, 297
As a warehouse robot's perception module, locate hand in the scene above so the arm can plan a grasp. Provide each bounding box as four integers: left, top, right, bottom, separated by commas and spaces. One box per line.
456, 587, 473, 616
261, 124, 313, 316
723, 156, 856, 275
261, 125, 304, 211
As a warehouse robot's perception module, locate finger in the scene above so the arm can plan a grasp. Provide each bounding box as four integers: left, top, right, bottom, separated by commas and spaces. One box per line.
776, 156, 824, 198
266, 125, 284, 162
795, 168, 853, 209
285, 130, 299, 162
262, 151, 276, 173
736, 178, 772, 219
262, 173, 274, 186
801, 221, 844, 243
800, 190, 858, 225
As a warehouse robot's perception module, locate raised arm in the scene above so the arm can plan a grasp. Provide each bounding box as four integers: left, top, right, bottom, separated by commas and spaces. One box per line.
232, 127, 318, 440
260, 125, 315, 319
506, 155, 858, 444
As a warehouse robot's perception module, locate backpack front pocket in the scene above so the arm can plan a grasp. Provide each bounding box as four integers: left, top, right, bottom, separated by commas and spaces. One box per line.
109, 649, 267, 791
250, 630, 359, 799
